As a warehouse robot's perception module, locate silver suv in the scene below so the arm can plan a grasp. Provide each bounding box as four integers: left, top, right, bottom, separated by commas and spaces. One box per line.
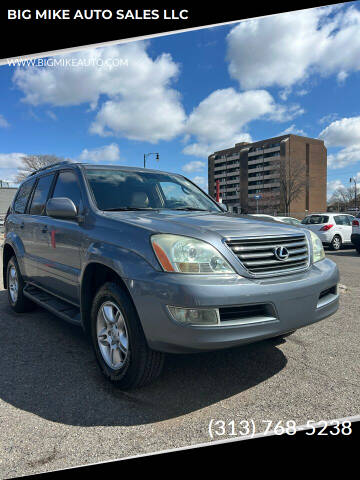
2, 162, 339, 389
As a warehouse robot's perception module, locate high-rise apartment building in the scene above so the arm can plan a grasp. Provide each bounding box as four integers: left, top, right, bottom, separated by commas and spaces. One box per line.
208, 134, 327, 217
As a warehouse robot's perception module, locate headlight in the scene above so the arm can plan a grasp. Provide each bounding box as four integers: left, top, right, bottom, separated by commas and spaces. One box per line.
310, 231, 325, 263
151, 234, 235, 274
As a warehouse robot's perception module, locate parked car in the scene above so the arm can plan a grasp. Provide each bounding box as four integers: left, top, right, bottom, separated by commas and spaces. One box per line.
351, 214, 360, 254
301, 213, 356, 250
275, 216, 302, 226
249, 214, 302, 226
2, 162, 339, 389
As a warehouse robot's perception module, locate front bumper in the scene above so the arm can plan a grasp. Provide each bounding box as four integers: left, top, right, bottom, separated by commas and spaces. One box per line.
125, 258, 339, 353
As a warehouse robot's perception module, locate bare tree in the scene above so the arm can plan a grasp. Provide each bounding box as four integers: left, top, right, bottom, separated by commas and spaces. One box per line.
277, 160, 307, 216
328, 185, 359, 211
248, 190, 280, 214
16, 154, 68, 182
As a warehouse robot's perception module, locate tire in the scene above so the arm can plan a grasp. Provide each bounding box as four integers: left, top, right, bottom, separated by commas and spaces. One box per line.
6, 256, 36, 313
90, 282, 165, 390
330, 235, 342, 251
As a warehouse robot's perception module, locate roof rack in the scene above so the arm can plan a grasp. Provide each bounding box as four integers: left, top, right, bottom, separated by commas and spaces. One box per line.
29, 160, 72, 176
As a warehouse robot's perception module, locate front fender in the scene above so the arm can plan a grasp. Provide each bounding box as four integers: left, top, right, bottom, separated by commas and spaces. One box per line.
81, 241, 158, 282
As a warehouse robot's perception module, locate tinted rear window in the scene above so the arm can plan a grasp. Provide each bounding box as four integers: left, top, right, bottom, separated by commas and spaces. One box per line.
13, 179, 35, 214
303, 215, 329, 224
29, 174, 55, 215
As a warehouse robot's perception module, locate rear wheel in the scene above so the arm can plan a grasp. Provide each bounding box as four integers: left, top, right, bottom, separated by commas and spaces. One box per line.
330, 235, 342, 251
6, 256, 36, 313
90, 282, 165, 389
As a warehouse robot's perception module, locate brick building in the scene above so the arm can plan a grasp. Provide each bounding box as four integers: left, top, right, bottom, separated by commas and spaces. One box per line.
208, 134, 327, 218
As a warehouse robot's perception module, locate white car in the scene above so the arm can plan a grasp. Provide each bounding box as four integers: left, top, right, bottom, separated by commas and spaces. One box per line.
275, 216, 302, 226
301, 213, 355, 250
250, 214, 302, 226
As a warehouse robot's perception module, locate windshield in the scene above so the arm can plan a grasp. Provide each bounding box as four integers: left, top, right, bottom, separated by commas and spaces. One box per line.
85, 168, 221, 212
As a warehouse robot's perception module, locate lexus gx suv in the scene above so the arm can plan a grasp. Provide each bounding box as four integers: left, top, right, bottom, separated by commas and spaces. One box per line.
2, 162, 340, 389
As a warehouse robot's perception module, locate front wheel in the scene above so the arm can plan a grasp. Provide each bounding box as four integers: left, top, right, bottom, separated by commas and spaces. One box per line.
330, 235, 342, 251
6, 256, 36, 313
90, 282, 165, 389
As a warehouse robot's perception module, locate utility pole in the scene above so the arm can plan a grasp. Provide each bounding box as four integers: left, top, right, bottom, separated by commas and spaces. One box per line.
143, 152, 159, 168
350, 177, 357, 212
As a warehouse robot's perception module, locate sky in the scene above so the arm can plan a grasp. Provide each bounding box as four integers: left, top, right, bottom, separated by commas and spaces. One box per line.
1, 2, 360, 198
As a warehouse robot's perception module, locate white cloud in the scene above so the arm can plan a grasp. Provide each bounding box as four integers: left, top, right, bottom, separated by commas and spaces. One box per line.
13, 42, 186, 143
278, 124, 307, 136
77, 143, 120, 163
182, 161, 206, 173
319, 116, 360, 147
90, 89, 185, 142
327, 146, 360, 170
227, 5, 360, 90
327, 179, 345, 199
319, 113, 338, 125
320, 116, 360, 169
0, 114, 10, 128
0, 153, 26, 168
183, 88, 303, 157
191, 176, 207, 189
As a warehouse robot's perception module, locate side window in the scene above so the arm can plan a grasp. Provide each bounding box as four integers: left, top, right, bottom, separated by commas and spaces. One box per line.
29, 174, 55, 216
13, 179, 35, 214
52, 171, 82, 211
334, 215, 348, 225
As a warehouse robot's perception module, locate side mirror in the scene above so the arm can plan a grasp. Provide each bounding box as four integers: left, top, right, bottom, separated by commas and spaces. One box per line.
46, 197, 78, 220
217, 202, 228, 212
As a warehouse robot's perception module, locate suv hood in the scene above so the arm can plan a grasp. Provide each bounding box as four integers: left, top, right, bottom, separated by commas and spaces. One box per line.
103, 210, 302, 238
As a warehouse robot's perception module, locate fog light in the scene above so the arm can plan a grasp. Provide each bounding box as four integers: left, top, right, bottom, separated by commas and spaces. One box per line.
167, 306, 219, 326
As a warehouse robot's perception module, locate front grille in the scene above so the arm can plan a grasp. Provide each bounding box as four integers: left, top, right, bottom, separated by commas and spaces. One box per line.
226, 234, 309, 276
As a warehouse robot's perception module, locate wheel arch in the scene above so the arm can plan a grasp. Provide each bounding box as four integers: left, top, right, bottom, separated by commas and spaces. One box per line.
80, 261, 137, 337
332, 232, 343, 243
2, 243, 16, 289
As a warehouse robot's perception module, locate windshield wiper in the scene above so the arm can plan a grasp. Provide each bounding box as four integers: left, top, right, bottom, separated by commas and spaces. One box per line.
173, 207, 210, 211
102, 207, 157, 211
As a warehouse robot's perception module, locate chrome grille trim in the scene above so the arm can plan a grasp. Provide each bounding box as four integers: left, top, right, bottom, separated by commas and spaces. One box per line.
225, 234, 310, 276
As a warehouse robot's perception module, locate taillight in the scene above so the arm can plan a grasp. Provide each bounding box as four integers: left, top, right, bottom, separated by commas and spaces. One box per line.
320, 224, 334, 231
353, 220, 360, 227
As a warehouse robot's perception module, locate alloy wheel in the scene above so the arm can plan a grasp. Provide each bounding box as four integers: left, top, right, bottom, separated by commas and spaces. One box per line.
8, 265, 18, 304
96, 301, 129, 370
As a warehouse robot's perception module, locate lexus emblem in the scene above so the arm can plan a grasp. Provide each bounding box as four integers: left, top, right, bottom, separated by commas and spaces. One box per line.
274, 246, 289, 261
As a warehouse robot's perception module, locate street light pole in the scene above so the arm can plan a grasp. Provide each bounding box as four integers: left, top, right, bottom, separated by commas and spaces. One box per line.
144, 152, 159, 168
350, 177, 357, 212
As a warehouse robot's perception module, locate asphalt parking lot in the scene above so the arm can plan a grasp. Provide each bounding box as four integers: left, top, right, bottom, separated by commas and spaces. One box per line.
0, 247, 359, 478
